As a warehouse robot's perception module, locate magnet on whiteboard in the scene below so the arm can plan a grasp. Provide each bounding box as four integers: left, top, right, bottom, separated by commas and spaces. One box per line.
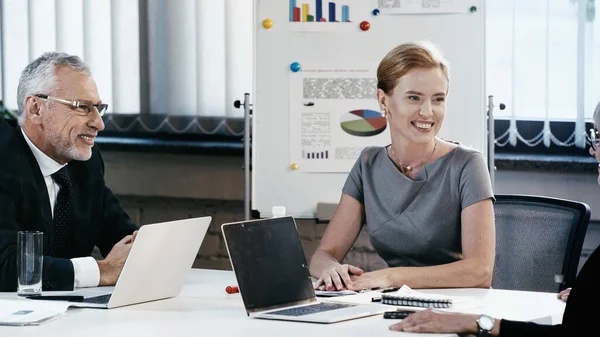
469, 6, 477, 13
290, 62, 302, 72
360, 21, 370, 31
372, 9, 380, 16
290, 163, 299, 170
263, 19, 273, 29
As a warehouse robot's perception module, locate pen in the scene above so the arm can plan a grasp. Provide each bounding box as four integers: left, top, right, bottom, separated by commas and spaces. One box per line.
225, 285, 239, 294
27, 295, 85, 302
359, 287, 381, 293
381, 287, 400, 293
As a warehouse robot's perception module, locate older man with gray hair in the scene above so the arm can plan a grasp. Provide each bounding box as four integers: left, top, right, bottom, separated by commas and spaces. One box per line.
0, 52, 138, 291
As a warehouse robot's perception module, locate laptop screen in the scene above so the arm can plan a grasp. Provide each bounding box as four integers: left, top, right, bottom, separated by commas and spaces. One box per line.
223, 217, 315, 311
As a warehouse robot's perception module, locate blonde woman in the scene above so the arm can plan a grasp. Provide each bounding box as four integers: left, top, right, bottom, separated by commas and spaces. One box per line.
310, 42, 495, 291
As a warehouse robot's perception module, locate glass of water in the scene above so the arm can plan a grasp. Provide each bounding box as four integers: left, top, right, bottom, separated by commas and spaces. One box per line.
17, 231, 43, 296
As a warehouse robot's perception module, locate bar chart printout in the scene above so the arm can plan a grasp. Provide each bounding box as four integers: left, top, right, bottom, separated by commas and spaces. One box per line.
304, 150, 329, 159
289, 0, 351, 23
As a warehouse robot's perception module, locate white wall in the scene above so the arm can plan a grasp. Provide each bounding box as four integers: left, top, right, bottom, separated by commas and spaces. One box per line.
101, 150, 599, 220
495, 170, 599, 220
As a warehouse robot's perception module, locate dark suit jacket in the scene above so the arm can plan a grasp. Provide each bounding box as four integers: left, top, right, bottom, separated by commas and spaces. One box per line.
500, 243, 600, 336
0, 118, 137, 291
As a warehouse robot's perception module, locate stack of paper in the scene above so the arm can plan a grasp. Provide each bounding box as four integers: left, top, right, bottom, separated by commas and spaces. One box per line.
0, 299, 70, 326
314, 289, 357, 297
391, 285, 453, 301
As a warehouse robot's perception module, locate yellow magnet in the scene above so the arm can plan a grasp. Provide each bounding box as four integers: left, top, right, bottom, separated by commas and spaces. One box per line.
290, 163, 299, 171
263, 19, 273, 29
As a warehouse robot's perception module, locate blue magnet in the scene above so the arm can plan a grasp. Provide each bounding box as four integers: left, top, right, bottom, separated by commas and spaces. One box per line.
372, 9, 380, 16
290, 62, 302, 72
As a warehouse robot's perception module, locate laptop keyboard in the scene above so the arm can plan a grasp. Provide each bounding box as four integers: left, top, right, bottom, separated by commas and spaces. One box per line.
82, 294, 112, 304
264, 302, 356, 316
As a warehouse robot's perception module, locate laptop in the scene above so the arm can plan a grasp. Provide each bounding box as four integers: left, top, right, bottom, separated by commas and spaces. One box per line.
61, 216, 211, 309
221, 216, 385, 323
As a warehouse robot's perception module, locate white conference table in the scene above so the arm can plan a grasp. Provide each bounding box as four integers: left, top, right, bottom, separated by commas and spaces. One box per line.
0, 269, 566, 337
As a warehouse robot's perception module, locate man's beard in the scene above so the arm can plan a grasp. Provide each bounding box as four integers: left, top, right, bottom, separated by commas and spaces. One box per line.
46, 130, 92, 162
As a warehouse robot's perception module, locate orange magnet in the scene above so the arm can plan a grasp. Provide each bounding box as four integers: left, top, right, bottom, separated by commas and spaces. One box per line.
290, 163, 299, 171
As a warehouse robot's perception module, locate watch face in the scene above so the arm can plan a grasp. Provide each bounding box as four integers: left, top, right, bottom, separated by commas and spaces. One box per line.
478, 315, 494, 330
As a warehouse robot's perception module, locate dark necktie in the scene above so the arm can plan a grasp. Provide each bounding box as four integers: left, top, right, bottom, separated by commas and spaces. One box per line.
52, 167, 73, 257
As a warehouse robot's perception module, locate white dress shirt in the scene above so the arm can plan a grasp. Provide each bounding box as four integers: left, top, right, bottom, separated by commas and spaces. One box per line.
21, 128, 100, 288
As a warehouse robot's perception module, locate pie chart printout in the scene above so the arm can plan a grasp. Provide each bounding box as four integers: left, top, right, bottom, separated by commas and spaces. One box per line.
340, 109, 387, 137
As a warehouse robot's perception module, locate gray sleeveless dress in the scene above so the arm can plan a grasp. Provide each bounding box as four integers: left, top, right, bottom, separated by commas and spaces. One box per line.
342, 145, 494, 267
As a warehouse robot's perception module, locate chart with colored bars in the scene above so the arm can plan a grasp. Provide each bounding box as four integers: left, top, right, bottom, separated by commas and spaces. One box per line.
289, 0, 351, 22
341, 109, 387, 137
304, 150, 329, 159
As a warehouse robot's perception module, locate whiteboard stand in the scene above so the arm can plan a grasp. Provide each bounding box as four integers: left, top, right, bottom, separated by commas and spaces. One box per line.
487, 95, 496, 190
487, 95, 506, 190
234, 93, 252, 220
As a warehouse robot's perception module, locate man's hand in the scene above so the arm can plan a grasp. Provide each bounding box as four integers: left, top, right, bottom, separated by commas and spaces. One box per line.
557, 287, 571, 302
389, 309, 481, 334
97, 231, 138, 286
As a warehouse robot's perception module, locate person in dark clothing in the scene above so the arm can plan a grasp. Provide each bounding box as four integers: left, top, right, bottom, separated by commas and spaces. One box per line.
0, 52, 138, 292
389, 247, 599, 336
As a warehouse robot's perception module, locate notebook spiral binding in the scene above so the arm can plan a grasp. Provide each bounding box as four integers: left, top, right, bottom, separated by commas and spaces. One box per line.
381, 294, 452, 309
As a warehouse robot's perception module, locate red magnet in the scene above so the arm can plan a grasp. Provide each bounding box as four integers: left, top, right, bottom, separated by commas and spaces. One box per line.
360, 21, 370, 31
226, 285, 239, 294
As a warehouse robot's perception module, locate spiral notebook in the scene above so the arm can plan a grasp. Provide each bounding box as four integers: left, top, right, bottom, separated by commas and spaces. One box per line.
381, 285, 453, 309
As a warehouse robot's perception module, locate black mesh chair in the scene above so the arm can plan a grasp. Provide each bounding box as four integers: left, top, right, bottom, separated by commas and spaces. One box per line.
492, 194, 590, 293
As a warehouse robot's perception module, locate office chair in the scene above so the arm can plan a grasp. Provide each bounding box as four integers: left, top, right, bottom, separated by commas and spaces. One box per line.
492, 194, 590, 293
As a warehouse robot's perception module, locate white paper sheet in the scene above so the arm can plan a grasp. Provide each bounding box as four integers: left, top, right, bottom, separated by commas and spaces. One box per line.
0, 299, 70, 326
315, 289, 358, 297
289, 67, 390, 173
378, 0, 473, 14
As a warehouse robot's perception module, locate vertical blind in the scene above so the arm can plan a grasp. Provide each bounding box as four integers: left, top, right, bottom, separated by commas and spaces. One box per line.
1, 0, 253, 119
3, 0, 597, 142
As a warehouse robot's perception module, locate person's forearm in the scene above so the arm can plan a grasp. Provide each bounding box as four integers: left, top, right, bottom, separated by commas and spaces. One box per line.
309, 249, 342, 278
386, 258, 493, 288
499, 320, 570, 337
461, 315, 501, 336
492, 319, 501, 336
96, 260, 114, 286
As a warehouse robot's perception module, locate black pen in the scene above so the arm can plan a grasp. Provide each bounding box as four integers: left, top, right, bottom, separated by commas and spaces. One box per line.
381, 287, 400, 293
27, 295, 85, 302
359, 287, 381, 293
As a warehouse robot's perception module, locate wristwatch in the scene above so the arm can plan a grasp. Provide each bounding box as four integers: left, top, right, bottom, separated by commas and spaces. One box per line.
476, 314, 495, 337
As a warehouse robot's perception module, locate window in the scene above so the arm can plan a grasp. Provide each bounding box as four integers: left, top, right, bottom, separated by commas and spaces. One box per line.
486, 0, 599, 150
0, 0, 253, 138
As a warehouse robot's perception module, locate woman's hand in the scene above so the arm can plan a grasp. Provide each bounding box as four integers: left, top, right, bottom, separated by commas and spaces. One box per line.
314, 264, 363, 291
557, 288, 571, 302
389, 309, 479, 334
347, 269, 392, 291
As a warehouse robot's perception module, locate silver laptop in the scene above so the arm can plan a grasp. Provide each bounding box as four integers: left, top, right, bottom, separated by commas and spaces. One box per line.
65, 216, 211, 309
221, 216, 385, 323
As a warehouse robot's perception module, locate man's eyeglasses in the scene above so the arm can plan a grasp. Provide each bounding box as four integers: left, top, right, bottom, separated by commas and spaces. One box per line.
35, 94, 108, 117
589, 128, 600, 150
